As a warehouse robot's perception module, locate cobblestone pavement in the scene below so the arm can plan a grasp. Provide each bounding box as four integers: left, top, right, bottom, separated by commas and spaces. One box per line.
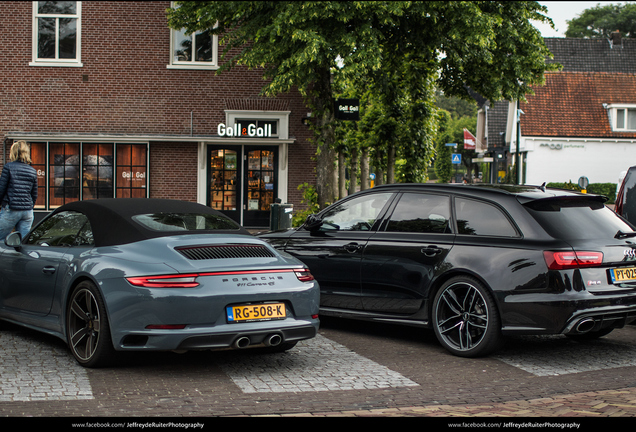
0, 330, 93, 402
1, 317, 636, 420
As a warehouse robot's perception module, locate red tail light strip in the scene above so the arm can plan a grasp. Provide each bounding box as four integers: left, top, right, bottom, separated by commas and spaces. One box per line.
127, 268, 314, 288
543, 251, 603, 270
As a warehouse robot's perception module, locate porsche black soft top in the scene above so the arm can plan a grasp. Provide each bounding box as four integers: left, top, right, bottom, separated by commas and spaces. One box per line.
51, 198, 250, 247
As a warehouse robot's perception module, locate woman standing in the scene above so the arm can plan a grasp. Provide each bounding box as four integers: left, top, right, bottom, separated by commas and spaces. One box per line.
0, 140, 38, 240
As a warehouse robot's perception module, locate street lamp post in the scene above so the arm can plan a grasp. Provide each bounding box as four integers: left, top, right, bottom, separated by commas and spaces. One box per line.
516, 102, 524, 185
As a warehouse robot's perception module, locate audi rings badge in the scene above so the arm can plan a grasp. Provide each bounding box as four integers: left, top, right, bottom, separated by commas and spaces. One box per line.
624, 249, 636, 260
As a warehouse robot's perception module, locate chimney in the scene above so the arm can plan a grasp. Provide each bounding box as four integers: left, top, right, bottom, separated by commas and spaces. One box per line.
610, 30, 622, 47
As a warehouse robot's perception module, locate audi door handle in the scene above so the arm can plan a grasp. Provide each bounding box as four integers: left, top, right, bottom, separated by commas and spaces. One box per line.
42, 266, 56, 275
344, 243, 363, 253
421, 246, 442, 257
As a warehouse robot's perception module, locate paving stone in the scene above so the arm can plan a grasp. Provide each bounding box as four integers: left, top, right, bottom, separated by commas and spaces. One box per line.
218, 334, 419, 393
494, 335, 636, 376
2, 320, 636, 417
0, 329, 93, 402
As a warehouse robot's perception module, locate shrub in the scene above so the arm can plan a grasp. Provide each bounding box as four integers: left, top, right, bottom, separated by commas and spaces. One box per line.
546, 182, 617, 204
292, 183, 320, 227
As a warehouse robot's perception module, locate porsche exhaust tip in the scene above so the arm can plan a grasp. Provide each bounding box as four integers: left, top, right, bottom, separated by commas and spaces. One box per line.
233, 336, 251, 349
264, 333, 283, 347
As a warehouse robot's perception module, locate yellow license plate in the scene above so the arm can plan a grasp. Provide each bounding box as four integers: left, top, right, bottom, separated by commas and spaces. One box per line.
610, 267, 636, 283
226, 303, 286, 323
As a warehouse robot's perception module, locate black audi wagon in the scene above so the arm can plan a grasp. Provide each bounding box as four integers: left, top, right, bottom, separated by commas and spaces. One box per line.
260, 183, 636, 357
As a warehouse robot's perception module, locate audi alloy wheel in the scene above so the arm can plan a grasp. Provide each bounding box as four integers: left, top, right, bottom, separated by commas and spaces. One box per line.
432, 276, 501, 357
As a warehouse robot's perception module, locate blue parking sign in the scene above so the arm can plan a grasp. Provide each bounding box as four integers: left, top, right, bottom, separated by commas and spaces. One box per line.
452, 154, 461, 164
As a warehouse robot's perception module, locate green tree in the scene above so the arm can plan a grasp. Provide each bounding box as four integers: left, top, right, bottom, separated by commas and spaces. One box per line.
565, 3, 636, 38
435, 90, 478, 120
167, 1, 557, 207
434, 110, 453, 183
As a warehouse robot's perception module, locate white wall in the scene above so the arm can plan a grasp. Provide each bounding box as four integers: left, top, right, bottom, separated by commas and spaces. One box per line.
522, 137, 636, 185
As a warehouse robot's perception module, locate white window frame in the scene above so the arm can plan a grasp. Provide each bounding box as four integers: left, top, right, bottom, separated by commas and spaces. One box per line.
226, 111, 290, 140
608, 104, 636, 132
167, 2, 218, 70
30, 1, 82, 67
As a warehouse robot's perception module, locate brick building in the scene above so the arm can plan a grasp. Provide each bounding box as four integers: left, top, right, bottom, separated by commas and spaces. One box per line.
1, 1, 316, 228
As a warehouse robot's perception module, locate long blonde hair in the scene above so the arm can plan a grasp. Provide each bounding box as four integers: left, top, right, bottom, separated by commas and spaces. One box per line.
9, 140, 32, 164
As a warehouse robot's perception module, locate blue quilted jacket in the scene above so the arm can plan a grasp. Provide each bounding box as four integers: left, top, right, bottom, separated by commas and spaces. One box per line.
0, 161, 38, 210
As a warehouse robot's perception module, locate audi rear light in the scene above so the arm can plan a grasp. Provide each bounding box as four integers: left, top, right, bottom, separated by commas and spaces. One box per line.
543, 251, 603, 270
126, 274, 200, 288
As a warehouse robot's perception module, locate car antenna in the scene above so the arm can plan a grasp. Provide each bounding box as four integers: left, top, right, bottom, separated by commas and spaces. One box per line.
539, 182, 546, 192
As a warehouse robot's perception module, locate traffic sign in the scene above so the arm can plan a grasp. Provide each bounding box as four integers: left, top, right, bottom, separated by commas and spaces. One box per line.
451, 154, 461, 164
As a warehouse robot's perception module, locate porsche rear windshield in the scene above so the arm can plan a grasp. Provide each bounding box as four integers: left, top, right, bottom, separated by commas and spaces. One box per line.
132, 213, 241, 231
524, 199, 634, 240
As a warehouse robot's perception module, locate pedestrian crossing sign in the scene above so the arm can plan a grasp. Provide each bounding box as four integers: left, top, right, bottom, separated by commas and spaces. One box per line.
452, 154, 461, 164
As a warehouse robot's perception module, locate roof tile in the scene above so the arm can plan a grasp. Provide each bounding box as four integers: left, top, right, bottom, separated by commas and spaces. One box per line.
521, 72, 636, 138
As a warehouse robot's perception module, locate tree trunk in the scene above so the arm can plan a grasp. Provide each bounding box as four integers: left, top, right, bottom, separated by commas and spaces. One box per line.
360, 148, 369, 190
316, 140, 336, 208
387, 143, 395, 184
338, 150, 346, 199
348, 146, 358, 195
312, 67, 337, 208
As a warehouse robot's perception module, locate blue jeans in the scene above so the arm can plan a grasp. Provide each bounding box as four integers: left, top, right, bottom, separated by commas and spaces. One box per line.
0, 206, 34, 241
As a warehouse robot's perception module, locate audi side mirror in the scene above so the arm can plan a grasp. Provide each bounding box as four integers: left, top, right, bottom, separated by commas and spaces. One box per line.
304, 214, 323, 231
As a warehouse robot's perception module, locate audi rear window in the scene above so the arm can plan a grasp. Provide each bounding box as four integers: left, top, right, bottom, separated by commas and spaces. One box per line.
524, 199, 634, 240
132, 213, 241, 232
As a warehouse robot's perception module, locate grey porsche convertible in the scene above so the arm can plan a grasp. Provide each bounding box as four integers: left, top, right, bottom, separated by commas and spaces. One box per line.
0, 199, 319, 367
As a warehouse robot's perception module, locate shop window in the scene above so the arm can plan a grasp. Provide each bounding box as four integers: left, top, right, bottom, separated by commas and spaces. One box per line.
28, 141, 147, 210
82, 143, 114, 200
116, 144, 147, 198
50, 142, 80, 207
209, 149, 237, 211
30, 142, 47, 210
31, 1, 82, 67
247, 150, 275, 211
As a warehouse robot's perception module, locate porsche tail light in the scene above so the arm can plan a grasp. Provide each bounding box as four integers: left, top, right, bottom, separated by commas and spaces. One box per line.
294, 269, 315, 282
543, 251, 603, 270
127, 268, 315, 288
126, 274, 199, 288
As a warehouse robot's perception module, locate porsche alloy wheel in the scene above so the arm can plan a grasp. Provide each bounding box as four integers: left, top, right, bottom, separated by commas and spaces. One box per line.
432, 276, 501, 357
67, 281, 116, 367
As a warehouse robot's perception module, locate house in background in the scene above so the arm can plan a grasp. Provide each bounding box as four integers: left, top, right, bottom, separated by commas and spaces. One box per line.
1, 1, 316, 228
483, 36, 636, 185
